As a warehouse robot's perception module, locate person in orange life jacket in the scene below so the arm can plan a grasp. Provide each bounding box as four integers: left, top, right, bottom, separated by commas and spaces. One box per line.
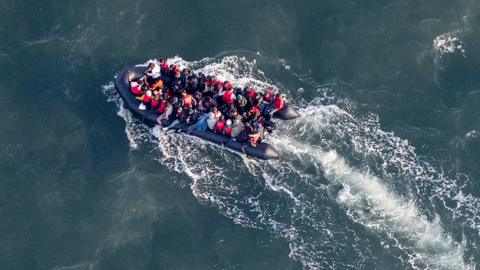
149, 79, 163, 91
214, 116, 226, 134
223, 119, 233, 137
181, 90, 197, 108
249, 128, 262, 147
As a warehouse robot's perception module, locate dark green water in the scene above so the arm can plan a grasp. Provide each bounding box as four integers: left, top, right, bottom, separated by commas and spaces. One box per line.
1, 1, 480, 269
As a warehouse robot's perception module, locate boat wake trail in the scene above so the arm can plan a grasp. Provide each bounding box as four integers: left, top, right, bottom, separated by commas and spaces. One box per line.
103, 56, 478, 269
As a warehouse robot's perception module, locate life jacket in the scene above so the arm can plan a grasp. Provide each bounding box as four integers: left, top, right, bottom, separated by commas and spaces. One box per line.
151, 80, 163, 90
130, 82, 144, 96
224, 82, 233, 90
213, 80, 224, 94
264, 90, 273, 102
142, 94, 151, 103
215, 120, 226, 133
273, 97, 285, 110
250, 106, 261, 117
161, 62, 169, 75
222, 90, 235, 104
248, 87, 256, 98
151, 98, 159, 108
183, 94, 194, 108
158, 100, 166, 113
224, 126, 232, 137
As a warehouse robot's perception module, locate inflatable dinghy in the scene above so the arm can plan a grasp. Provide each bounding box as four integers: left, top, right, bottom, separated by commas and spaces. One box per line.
114, 66, 299, 160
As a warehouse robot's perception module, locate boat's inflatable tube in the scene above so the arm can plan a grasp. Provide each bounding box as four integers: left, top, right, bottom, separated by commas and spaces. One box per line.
114, 66, 298, 160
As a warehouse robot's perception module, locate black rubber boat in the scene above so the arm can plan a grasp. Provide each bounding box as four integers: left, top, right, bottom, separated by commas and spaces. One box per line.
114, 66, 300, 160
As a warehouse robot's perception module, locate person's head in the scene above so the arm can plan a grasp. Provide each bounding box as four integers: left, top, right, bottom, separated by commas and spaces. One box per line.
226, 119, 232, 126
148, 62, 155, 69
177, 107, 183, 113
224, 81, 232, 90
160, 58, 166, 64
212, 107, 218, 113
236, 94, 243, 101
181, 90, 187, 96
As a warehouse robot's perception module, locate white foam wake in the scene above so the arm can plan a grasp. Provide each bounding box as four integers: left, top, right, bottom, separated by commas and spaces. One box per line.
102, 55, 478, 269
272, 136, 469, 269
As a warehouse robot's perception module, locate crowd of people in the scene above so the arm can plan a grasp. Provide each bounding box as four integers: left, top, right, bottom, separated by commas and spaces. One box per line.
128, 59, 286, 148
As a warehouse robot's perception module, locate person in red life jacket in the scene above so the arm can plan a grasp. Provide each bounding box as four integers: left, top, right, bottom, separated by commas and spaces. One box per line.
247, 87, 256, 98
157, 97, 167, 114
180, 90, 197, 108
219, 81, 235, 105
249, 128, 262, 147
212, 76, 224, 94
263, 89, 274, 103
243, 86, 257, 108
150, 91, 161, 108
160, 58, 169, 76
273, 93, 286, 110
135, 89, 153, 105
223, 119, 233, 137
130, 80, 145, 96
214, 116, 226, 134
244, 105, 261, 123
